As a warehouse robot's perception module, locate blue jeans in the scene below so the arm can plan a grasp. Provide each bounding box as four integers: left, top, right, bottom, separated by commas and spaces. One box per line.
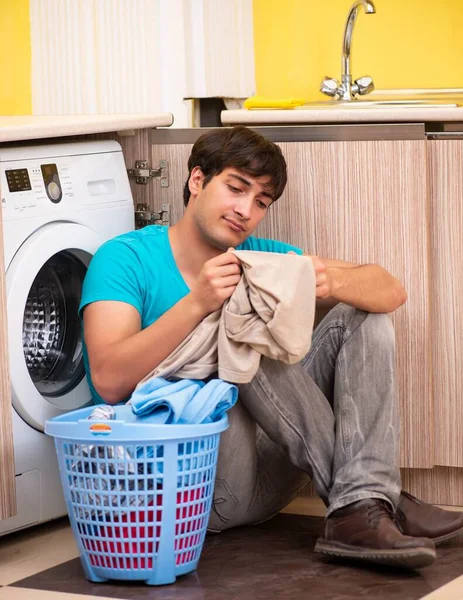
208, 302, 401, 532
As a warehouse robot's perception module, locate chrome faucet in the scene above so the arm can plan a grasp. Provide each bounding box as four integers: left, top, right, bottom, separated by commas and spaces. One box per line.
320, 0, 376, 101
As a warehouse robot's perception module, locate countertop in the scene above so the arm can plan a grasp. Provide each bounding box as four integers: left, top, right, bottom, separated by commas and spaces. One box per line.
221, 105, 463, 126
0, 113, 173, 143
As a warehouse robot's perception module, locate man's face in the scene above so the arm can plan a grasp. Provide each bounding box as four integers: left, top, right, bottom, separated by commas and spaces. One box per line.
188, 167, 274, 250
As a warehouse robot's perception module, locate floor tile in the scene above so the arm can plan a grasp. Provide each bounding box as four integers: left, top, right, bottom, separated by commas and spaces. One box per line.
420, 575, 463, 599
0, 517, 78, 585
281, 496, 326, 517
0, 588, 115, 600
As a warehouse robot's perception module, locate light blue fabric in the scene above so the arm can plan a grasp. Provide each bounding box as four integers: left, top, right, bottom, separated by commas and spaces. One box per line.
130, 377, 238, 425
79, 225, 303, 405
180, 379, 238, 424
130, 376, 237, 483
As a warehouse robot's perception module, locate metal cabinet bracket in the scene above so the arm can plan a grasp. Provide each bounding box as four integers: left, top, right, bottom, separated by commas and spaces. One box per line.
135, 203, 170, 229
128, 159, 169, 187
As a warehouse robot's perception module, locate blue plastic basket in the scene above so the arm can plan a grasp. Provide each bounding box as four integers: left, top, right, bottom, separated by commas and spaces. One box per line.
45, 405, 228, 586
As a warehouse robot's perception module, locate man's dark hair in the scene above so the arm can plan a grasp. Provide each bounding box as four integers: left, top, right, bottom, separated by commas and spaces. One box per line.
183, 126, 287, 207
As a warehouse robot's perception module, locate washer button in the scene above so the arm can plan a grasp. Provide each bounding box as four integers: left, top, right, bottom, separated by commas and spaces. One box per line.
47, 181, 61, 200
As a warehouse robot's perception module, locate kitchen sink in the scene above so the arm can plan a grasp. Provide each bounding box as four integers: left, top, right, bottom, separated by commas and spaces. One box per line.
296, 98, 459, 109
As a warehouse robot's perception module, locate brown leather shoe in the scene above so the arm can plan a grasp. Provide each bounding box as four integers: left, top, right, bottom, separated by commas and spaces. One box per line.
314, 499, 436, 569
396, 490, 463, 545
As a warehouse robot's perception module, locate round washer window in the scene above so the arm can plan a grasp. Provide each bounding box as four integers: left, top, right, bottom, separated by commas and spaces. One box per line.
22, 250, 87, 398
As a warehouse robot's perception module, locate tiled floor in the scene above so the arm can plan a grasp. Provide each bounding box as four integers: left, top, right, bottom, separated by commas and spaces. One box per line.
1, 499, 463, 600
0, 517, 78, 586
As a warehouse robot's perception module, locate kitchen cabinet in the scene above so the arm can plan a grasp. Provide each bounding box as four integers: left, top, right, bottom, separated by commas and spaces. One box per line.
261, 140, 431, 469
114, 127, 463, 504
400, 138, 463, 505
146, 136, 431, 469
427, 140, 463, 467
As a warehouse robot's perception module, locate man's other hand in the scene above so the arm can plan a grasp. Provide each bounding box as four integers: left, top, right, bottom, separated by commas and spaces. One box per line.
189, 249, 242, 316
288, 251, 331, 299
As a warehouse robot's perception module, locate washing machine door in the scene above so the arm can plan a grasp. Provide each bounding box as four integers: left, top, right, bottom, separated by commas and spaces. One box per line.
6, 222, 103, 431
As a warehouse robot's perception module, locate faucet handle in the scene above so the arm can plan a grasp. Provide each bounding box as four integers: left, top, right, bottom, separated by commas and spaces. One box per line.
320, 76, 341, 97
353, 75, 375, 96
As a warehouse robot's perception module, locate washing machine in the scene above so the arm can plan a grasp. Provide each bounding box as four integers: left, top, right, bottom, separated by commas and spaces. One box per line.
0, 140, 135, 536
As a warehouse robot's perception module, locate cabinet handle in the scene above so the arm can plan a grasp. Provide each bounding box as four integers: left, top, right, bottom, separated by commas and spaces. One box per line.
426, 132, 463, 139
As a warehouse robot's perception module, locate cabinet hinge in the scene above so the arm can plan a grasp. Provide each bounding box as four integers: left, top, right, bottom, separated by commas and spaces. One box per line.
127, 159, 169, 187
135, 203, 170, 229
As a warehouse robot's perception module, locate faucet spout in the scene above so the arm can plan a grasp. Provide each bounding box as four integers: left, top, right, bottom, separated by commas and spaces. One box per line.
319, 0, 376, 101
342, 0, 375, 85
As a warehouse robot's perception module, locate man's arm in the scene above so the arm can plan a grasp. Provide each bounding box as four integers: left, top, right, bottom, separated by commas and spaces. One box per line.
305, 254, 407, 313
84, 250, 241, 404
84, 295, 207, 404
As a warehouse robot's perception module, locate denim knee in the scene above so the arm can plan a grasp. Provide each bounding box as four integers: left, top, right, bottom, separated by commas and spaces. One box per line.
330, 303, 395, 348
363, 312, 396, 350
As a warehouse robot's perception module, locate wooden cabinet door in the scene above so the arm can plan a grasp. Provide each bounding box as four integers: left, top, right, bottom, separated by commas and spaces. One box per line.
114, 132, 191, 225
145, 137, 431, 468
255, 140, 431, 468
428, 140, 463, 467
118, 132, 463, 502
0, 201, 16, 520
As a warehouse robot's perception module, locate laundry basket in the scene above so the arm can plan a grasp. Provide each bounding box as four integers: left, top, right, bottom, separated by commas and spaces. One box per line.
45, 405, 228, 586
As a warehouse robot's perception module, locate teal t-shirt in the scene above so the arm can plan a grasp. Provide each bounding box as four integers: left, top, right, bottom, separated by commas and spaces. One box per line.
79, 225, 303, 404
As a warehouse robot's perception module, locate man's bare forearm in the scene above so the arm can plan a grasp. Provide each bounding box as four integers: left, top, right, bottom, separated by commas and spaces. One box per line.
324, 264, 407, 313
91, 295, 207, 404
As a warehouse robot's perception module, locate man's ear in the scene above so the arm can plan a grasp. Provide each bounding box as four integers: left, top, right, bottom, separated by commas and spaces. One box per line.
188, 166, 205, 198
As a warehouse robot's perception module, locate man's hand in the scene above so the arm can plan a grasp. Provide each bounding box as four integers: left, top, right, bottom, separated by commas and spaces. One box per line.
189, 249, 242, 316
288, 251, 332, 299
309, 254, 332, 299
289, 250, 407, 313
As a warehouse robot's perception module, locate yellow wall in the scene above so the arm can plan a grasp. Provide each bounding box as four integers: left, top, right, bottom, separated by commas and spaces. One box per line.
253, 0, 463, 100
0, 0, 32, 114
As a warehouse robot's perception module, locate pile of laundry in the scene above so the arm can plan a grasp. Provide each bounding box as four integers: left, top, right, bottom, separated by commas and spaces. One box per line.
70, 378, 237, 520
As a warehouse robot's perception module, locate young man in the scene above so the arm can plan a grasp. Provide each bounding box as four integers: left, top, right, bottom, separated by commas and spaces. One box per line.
80, 126, 463, 569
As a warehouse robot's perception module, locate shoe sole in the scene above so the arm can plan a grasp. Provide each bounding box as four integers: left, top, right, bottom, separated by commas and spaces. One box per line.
433, 525, 463, 546
314, 538, 436, 569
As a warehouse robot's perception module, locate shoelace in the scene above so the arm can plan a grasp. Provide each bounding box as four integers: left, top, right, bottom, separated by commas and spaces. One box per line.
367, 501, 409, 534
367, 501, 396, 526
211, 495, 228, 524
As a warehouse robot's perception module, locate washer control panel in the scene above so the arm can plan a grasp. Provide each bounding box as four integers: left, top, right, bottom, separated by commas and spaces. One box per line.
2, 159, 73, 216
0, 140, 133, 221
5, 162, 65, 204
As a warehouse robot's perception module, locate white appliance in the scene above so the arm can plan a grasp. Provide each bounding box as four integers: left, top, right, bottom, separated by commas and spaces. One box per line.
0, 140, 135, 535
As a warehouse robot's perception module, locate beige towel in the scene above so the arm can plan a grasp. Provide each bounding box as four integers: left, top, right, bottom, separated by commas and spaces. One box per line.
137, 250, 316, 386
